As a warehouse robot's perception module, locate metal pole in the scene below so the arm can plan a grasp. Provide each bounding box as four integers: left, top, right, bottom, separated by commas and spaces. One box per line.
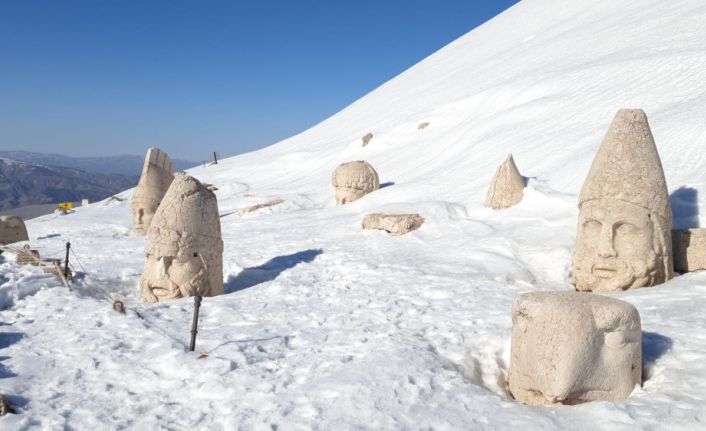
189, 295, 202, 351
213, 151, 218, 164
64, 242, 71, 281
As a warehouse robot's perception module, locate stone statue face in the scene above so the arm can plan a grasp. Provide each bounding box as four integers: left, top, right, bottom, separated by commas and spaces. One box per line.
140, 250, 208, 303
573, 198, 658, 291
508, 292, 641, 405
132, 206, 155, 235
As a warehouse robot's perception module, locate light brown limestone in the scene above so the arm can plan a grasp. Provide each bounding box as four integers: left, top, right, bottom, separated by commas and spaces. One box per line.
132, 147, 175, 235
417, 122, 430, 130
672, 228, 706, 272
0, 215, 29, 246
332, 161, 380, 205
508, 291, 642, 405
140, 173, 223, 303
484, 154, 525, 210
362, 213, 424, 236
573, 109, 672, 291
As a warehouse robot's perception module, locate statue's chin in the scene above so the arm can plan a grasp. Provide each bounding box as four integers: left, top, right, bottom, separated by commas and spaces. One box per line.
574, 268, 635, 292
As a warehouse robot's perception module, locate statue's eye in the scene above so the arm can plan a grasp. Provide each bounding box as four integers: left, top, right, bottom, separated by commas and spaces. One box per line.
582, 219, 601, 231
615, 222, 639, 236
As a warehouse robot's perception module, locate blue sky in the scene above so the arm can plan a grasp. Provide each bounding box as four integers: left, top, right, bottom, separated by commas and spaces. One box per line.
0, 0, 518, 161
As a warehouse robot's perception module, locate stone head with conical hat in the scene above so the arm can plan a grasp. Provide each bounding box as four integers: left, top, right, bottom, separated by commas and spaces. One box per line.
140, 172, 224, 303
573, 109, 672, 292
132, 148, 175, 235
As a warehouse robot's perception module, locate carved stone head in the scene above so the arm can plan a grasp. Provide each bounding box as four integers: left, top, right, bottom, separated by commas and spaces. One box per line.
0, 215, 29, 245
573, 109, 672, 291
331, 160, 380, 205
132, 148, 174, 235
508, 292, 642, 405
140, 173, 223, 303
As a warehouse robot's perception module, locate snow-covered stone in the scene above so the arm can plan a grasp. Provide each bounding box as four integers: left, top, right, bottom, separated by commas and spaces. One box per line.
140, 173, 223, 303
331, 160, 380, 205
508, 291, 642, 405
573, 109, 672, 292
484, 154, 525, 210
132, 147, 175, 236
362, 213, 424, 235
239, 199, 284, 216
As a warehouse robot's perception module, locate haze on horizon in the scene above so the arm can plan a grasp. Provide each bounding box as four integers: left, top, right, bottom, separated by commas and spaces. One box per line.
0, 0, 517, 161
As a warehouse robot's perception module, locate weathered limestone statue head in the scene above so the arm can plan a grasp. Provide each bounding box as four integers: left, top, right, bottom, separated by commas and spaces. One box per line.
484, 154, 525, 210
331, 160, 380, 205
508, 291, 642, 405
132, 148, 175, 235
140, 173, 223, 303
573, 109, 672, 292
0, 215, 29, 245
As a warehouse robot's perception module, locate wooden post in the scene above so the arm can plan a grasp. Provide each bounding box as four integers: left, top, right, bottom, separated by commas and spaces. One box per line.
64, 242, 71, 281
190, 295, 202, 351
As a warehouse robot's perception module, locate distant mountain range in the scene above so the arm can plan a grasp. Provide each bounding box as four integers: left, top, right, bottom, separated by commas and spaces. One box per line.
0, 151, 198, 214
0, 150, 197, 176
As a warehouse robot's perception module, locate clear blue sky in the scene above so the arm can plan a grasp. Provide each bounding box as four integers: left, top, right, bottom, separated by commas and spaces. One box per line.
0, 0, 518, 161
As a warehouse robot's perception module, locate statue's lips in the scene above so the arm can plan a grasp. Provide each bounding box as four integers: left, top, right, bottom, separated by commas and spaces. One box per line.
592, 265, 618, 278
148, 282, 176, 298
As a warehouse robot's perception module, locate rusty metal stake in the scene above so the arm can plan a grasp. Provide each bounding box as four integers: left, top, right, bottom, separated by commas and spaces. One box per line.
63, 242, 71, 282
189, 295, 202, 351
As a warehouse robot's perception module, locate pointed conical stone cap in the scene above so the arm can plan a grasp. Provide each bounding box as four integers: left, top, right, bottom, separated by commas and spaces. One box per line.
146, 173, 223, 257
132, 147, 175, 234
579, 109, 670, 220
484, 154, 525, 210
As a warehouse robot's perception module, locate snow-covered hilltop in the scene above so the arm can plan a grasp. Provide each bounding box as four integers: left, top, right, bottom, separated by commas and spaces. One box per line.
2, 0, 706, 428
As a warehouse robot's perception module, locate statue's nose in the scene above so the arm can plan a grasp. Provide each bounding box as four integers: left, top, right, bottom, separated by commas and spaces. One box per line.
598, 225, 617, 258
157, 256, 172, 276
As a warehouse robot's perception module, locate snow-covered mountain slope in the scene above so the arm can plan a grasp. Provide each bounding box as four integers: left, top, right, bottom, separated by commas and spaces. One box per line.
3, 0, 706, 429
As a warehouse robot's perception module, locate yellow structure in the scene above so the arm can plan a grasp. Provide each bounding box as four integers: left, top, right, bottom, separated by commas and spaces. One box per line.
57, 202, 74, 211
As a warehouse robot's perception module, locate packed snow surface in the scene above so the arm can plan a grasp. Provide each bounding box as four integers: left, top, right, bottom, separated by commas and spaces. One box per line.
3, 0, 706, 429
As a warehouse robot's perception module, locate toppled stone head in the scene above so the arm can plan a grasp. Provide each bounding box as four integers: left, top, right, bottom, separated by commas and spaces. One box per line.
331, 160, 380, 205
132, 148, 175, 235
0, 215, 29, 245
140, 173, 224, 303
573, 109, 672, 291
508, 291, 642, 405
484, 154, 525, 210
362, 213, 424, 236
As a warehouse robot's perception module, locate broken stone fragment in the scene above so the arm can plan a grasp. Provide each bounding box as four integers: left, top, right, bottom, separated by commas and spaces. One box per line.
0, 215, 29, 246
132, 147, 175, 236
16, 244, 40, 265
140, 173, 224, 303
331, 161, 380, 205
508, 291, 641, 405
573, 109, 672, 292
417, 122, 430, 130
362, 132, 374, 146
672, 228, 706, 272
484, 154, 525, 210
362, 213, 424, 236
239, 199, 285, 216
